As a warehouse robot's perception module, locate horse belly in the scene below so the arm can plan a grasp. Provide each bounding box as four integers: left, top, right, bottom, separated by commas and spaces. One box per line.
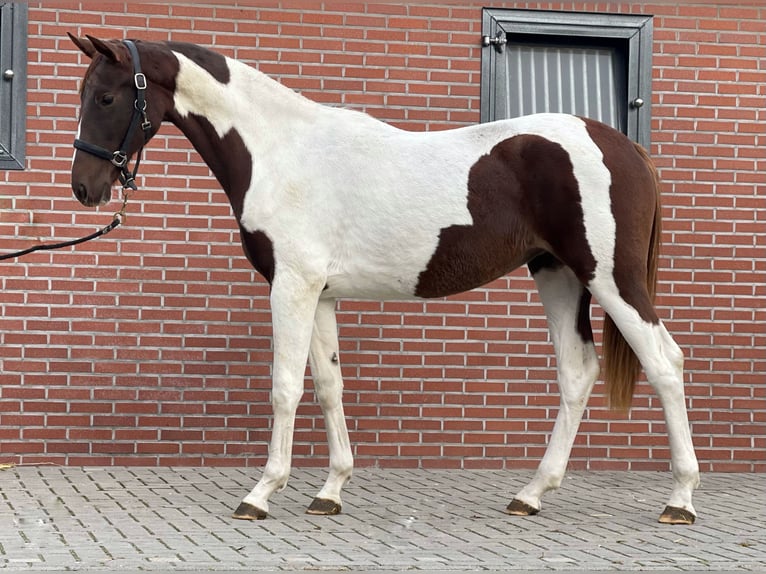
322, 271, 420, 300
322, 225, 536, 301
322, 230, 451, 300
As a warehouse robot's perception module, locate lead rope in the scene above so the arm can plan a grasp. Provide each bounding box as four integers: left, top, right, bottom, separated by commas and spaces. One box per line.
0, 193, 129, 262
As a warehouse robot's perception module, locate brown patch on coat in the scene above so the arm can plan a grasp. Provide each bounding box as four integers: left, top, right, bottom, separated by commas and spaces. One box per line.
167, 112, 253, 218
415, 134, 596, 298
167, 41, 231, 84
240, 229, 276, 285
576, 288, 594, 343
582, 118, 659, 324
163, 112, 270, 282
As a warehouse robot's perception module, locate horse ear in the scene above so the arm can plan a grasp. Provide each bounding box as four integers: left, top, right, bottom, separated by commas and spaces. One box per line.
84, 34, 123, 63
68, 32, 97, 59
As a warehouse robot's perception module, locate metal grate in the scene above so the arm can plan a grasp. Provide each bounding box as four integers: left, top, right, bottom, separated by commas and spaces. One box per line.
502, 42, 626, 133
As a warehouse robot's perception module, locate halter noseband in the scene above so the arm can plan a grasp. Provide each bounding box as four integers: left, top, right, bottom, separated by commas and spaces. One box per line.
73, 40, 151, 191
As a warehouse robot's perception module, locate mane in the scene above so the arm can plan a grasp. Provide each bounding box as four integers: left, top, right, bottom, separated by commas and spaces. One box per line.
165, 40, 230, 84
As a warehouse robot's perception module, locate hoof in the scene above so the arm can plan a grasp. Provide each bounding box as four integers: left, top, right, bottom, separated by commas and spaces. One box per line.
505, 498, 540, 516
659, 505, 696, 525
306, 497, 342, 515
232, 502, 268, 520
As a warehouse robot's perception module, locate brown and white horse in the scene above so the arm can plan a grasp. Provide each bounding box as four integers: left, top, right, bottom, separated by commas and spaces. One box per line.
68, 35, 699, 524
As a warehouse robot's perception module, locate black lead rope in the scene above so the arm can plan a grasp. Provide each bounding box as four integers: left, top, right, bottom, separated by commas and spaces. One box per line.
0, 195, 129, 262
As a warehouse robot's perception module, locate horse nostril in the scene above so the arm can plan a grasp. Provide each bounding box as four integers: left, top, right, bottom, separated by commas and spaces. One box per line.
73, 182, 88, 204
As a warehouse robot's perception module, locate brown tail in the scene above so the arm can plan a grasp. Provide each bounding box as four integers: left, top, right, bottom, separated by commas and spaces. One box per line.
602, 142, 662, 411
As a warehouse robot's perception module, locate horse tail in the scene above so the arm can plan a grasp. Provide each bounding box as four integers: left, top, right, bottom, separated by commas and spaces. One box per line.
602, 142, 662, 411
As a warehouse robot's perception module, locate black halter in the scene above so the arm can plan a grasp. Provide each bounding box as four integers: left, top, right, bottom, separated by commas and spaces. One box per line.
73, 40, 152, 191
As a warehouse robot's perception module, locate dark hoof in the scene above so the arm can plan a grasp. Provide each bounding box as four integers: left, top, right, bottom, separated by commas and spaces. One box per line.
232, 502, 268, 520
505, 498, 540, 516
659, 505, 696, 525
306, 497, 342, 515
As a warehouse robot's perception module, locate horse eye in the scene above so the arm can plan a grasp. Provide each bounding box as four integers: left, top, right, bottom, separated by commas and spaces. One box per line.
100, 93, 115, 106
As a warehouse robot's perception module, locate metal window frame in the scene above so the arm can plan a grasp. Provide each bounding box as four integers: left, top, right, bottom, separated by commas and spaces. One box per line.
0, 2, 27, 170
481, 9, 653, 147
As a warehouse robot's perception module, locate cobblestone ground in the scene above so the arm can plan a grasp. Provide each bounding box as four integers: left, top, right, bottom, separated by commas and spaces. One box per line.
0, 466, 763, 572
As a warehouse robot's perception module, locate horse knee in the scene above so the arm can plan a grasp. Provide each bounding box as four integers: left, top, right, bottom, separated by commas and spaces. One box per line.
316, 386, 343, 410
271, 383, 303, 414
313, 365, 343, 411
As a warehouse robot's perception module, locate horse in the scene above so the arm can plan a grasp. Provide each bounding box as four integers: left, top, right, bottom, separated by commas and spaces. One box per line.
68, 34, 700, 525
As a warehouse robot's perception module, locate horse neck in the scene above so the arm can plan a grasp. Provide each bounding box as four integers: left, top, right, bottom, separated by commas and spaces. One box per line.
163, 47, 320, 212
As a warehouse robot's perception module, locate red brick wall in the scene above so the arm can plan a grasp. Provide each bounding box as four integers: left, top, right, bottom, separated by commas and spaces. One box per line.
1, 1, 763, 472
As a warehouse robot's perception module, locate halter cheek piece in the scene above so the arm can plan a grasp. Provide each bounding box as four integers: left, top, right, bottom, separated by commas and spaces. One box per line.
73, 40, 152, 191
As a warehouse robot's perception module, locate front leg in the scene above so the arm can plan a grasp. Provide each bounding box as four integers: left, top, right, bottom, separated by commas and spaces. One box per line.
306, 298, 353, 515
233, 271, 323, 520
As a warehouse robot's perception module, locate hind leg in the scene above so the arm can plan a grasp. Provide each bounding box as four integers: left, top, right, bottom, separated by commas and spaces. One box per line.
507, 258, 600, 515
591, 279, 700, 524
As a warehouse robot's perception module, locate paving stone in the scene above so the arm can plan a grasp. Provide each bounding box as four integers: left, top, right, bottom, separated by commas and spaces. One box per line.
0, 467, 763, 571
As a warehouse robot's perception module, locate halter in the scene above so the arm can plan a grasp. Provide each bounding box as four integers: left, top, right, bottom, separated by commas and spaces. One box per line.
73, 40, 152, 191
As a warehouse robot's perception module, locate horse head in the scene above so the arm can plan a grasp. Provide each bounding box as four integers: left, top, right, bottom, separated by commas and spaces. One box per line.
69, 34, 169, 206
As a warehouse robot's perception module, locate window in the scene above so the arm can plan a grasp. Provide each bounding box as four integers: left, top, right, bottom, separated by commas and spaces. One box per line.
481, 9, 653, 147
0, 2, 27, 170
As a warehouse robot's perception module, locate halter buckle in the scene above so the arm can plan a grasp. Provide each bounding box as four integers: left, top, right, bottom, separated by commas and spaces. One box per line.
111, 151, 128, 168
134, 72, 147, 90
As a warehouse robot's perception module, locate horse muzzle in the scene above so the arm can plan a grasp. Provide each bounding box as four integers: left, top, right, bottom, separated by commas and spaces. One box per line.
72, 178, 113, 207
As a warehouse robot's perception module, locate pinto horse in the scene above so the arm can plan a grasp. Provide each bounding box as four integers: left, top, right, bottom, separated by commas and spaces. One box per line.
68, 35, 699, 525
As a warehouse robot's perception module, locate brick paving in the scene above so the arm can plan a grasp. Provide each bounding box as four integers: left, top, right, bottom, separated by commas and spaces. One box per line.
0, 466, 763, 571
